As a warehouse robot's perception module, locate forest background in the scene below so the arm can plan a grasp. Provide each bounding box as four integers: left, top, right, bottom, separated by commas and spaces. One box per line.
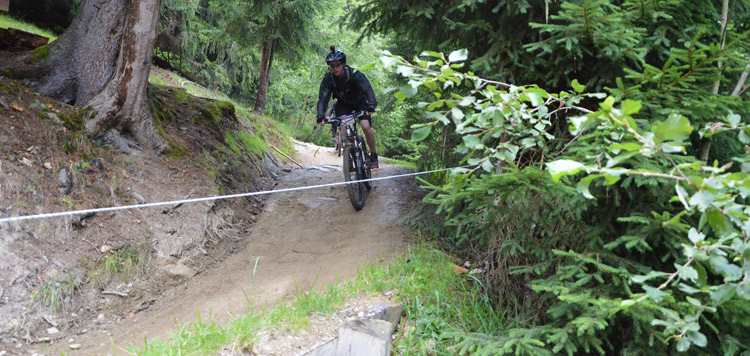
4, 0, 750, 354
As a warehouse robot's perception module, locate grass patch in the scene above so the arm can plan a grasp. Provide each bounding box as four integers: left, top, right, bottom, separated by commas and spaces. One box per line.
148, 75, 167, 87
149, 68, 231, 102
223, 130, 265, 159
257, 118, 295, 157
131, 241, 510, 355
235, 108, 295, 157
383, 157, 415, 169
89, 246, 147, 290
31, 271, 77, 313
0, 13, 58, 41
277, 119, 331, 148
224, 132, 240, 154
236, 131, 266, 156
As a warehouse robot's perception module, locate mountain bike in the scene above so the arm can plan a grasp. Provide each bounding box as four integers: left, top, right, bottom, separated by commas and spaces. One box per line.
324, 111, 372, 210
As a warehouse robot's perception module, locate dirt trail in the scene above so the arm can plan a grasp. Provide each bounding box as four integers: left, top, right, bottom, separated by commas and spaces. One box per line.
64, 141, 420, 355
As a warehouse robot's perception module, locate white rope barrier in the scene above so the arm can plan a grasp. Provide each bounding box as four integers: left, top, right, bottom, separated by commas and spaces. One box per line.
0, 165, 470, 224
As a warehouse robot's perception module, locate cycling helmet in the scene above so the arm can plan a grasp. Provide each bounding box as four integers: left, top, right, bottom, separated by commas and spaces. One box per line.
325, 46, 346, 64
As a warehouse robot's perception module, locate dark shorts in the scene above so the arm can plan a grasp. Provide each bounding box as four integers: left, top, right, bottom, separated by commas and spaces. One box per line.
334, 98, 372, 124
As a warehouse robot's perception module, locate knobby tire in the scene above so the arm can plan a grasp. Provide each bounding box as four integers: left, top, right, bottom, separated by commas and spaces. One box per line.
359, 136, 372, 191
343, 145, 365, 210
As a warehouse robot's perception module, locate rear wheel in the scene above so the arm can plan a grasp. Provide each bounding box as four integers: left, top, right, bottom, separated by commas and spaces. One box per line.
334, 129, 342, 156
343, 145, 365, 210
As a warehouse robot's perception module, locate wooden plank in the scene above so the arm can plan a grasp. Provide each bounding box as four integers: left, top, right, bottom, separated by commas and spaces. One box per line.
304, 338, 337, 356
336, 319, 392, 356
0, 0, 9, 13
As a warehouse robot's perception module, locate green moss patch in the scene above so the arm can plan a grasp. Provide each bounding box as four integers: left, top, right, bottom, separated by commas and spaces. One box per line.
28, 44, 50, 65
58, 107, 94, 131
224, 131, 266, 157
198, 100, 235, 124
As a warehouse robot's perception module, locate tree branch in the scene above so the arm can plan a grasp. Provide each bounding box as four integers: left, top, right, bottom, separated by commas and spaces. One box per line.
626, 171, 686, 181
610, 113, 698, 189
731, 58, 750, 96
703, 0, 731, 163
712, 0, 730, 95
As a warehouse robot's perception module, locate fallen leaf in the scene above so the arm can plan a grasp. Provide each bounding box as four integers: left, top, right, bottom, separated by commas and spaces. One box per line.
44, 162, 53, 169
20, 157, 33, 167
11, 104, 24, 112
453, 264, 469, 275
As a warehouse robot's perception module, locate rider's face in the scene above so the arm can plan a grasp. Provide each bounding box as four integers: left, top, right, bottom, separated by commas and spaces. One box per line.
329, 61, 344, 76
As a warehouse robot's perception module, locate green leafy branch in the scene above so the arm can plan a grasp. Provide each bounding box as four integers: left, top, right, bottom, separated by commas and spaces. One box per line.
384, 46, 750, 353
548, 98, 750, 352
380, 49, 600, 172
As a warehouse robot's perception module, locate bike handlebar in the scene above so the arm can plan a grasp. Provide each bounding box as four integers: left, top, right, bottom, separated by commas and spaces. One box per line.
324, 111, 367, 125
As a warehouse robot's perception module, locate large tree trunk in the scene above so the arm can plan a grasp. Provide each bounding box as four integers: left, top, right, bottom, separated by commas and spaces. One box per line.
252, 34, 273, 115
267, 38, 277, 87
0, 0, 164, 153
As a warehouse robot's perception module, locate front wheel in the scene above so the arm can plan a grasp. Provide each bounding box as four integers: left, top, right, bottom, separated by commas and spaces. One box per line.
343, 145, 365, 210
358, 136, 372, 191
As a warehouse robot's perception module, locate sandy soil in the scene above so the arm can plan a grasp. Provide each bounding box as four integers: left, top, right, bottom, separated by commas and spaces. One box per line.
44, 140, 421, 355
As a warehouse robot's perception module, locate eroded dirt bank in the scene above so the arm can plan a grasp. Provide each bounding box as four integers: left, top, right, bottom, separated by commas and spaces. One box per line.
0, 76, 422, 355
49, 141, 421, 355
0, 76, 272, 356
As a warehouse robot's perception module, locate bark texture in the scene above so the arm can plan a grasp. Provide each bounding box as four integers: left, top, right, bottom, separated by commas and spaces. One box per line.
252, 35, 277, 115
252, 35, 271, 115
1, 0, 164, 152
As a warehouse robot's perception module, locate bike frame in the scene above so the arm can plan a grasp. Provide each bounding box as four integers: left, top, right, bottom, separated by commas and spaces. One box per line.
327, 112, 366, 157
325, 111, 371, 210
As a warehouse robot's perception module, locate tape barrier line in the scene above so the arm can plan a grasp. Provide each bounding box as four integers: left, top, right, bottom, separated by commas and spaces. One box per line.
0, 165, 471, 224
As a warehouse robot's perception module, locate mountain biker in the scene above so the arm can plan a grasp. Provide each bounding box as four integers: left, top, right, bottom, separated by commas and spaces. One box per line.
316, 46, 379, 168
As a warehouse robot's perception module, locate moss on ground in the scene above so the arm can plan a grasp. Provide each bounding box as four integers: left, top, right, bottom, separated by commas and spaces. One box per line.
153, 122, 186, 159
244, 115, 293, 157
237, 131, 266, 156
150, 95, 172, 122
28, 44, 50, 64
197, 100, 235, 124
57, 107, 94, 131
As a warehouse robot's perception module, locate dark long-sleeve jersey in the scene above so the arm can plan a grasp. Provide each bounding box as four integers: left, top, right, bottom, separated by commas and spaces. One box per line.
316, 65, 377, 117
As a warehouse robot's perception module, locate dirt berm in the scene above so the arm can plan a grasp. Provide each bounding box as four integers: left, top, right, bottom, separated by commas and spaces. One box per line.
0, 76, 422, 355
